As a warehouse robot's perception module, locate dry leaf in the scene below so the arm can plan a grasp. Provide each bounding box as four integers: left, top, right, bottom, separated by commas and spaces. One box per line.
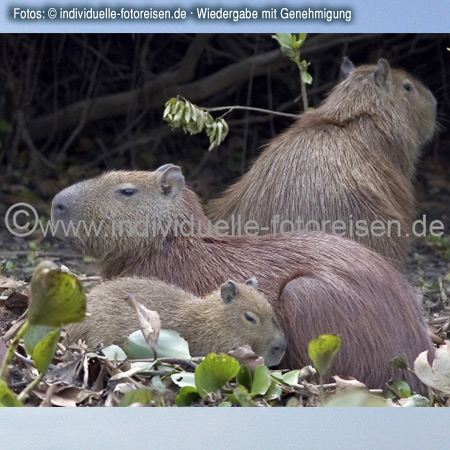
0, 276, 20, 291
414, 341, 450, 394
334, 375, 367, 393
228, 345, 265, 372
125, 294, 161, 354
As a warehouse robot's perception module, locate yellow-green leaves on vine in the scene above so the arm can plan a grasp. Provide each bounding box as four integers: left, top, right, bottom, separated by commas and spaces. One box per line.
163, 97, 229, 150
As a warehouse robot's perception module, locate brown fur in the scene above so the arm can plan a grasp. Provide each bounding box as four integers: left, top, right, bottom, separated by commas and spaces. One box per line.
67, 277, 286, 366
209, 59, 437, 268
52, 166, 434, 392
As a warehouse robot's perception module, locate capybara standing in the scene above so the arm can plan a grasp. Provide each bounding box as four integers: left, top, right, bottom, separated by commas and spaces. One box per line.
67, 277, 287, 367
209, 58, 437, 268
52, 165, 434, 392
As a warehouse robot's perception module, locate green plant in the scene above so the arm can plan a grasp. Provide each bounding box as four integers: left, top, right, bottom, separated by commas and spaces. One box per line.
308, 334, 342, 404
272, 33, 313, 111
0, 261, 86, 406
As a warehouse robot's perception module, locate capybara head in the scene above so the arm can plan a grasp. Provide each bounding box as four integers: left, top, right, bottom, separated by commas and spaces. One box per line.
215, 277, 286, 366
51, 164, 194, 259
333, 58, 436, 159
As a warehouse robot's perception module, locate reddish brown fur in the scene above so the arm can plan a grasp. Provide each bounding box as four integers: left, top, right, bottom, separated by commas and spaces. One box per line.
52, 167, 434, 392
209, 59, 437, 268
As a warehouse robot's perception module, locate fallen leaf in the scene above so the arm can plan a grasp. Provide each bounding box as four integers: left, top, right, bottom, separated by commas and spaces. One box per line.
227, 345, 265, 372
414, 341, 450, 394
0, 276, 20, 291
125, 294, 161, 354
334, 376, 367, 393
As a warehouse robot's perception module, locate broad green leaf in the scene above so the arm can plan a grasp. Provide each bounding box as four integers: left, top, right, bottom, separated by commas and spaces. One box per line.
308, 334, 342, 376
171, 372, 196, 389
124, 329, 191, 360
28, 261, 86, 327
120, 388, 153, 407
325, 391, 390, 407
233, 385, 258, 407
23, 324, 61, 373
265, 380, 282, 401
391, 380, 412, 398
195, 353, 240, 397
175, 386, 200, 407
281, 370, 300, 386
0, 380, 23, 407
236, 364, 252, 391
102, 345, 128, 361
251, 365, 271, 395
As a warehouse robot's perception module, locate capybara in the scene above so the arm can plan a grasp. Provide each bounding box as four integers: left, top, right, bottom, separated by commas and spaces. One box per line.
209, 58, 437, 268
52, 164, 434, 392
67, 277, 287, 367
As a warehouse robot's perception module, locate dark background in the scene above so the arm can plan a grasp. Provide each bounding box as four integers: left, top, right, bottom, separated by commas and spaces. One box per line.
0, 33, 449, 213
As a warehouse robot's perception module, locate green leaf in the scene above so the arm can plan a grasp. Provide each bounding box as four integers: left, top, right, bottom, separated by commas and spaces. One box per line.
308, 334, 342, 376
301, 71, 313, 85
219, 401, 232, 407
0, 380, 24, 407
124, 329, 191, 360
233, 385, 258, 407
265, 380, 282, 401
120, 388, 153, 407
195, 353, 240, 397
151, 376, 166, 394
171, 372, 196, 389
175, 386, 200, 407
251, 365, 271, 395
272, 33, 293, 47
236, 364, 252, 391
281, 370, 300, 386
391, 381, 412, 398
23, 324, 61, 373
325, 391, 390, 407
28, 261, 86, 327
102, 345, 128, 361
400, 395, 429, 407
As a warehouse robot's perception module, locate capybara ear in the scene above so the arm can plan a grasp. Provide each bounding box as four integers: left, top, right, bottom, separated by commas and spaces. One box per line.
158, 165, 185, 199
341, 56, 355, 79
155, 163, 174, 172
374, 58, 391, 88
245, 277, 258, 290
220, 280, 239, 304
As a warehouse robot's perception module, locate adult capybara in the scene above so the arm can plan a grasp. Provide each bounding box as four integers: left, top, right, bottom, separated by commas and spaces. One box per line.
67, 277, 287, 367
209, 58, 437, 268
52, 164, 434, 392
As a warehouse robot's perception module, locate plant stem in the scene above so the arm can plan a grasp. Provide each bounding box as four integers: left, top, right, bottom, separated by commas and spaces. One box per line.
0, 321, 30, 380
299, 70, 309, 112
319, 374, 324, 405
204, 105, 298, 119
17, 372, 45, 403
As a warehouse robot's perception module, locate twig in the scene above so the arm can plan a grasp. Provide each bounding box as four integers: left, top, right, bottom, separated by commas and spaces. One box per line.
204, 105, 298, 119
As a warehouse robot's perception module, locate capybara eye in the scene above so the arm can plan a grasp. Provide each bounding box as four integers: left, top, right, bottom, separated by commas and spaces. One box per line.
403, 82, 414, 92
244, 312, 257, 324
118, 188, 138, 197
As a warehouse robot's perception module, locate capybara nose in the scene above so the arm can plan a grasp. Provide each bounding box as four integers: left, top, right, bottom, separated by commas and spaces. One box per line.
51, 189, 73, 220
269, 335, 287, 366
